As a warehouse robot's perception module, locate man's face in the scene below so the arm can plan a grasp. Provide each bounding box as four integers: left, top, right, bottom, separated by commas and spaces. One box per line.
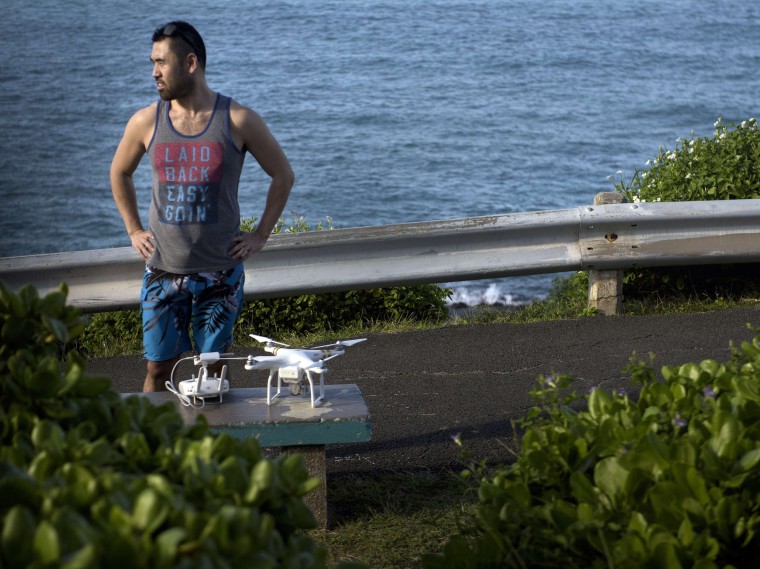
150, 39, 193, 101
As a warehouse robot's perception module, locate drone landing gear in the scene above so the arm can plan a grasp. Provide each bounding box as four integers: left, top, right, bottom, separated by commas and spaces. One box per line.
266, 369, 325, 407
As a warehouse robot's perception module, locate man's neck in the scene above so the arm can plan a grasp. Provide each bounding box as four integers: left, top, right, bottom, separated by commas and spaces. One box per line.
168, 84, 218, 136
171, 84, 216, 116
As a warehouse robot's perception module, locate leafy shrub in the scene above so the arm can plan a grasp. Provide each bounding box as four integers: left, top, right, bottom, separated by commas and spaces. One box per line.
426, 329, 760, 569
237, 285, 450, 338
613, 117, 760, 204
0, 282, 336, 568
621, 263, 760, 302
609, 118, 760, 301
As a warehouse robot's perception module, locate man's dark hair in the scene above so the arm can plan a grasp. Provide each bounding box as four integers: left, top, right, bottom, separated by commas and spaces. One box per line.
152, 21, 207, 70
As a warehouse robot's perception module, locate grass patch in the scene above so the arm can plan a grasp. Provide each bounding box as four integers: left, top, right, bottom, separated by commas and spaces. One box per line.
314, 470, 477, 569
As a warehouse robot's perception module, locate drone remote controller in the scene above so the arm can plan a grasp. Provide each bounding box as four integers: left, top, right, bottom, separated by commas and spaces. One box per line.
177, 376, 230, 397
176, 354, 231, 403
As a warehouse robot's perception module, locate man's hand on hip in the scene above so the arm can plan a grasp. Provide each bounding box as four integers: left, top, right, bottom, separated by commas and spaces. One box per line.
230, 231, 267, 261
130, 230, 155, 261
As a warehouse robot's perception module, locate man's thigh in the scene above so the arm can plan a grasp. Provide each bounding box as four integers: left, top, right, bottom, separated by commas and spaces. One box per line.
187, 265, 245, 353
140, 267, 193, 361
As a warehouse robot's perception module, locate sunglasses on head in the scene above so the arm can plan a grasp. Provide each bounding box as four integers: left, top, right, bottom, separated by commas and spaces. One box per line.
158, 24, 200, 57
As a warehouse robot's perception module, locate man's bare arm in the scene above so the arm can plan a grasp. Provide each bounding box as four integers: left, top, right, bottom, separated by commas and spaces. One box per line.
110, 105, 156, 261
229, 102, 295, 260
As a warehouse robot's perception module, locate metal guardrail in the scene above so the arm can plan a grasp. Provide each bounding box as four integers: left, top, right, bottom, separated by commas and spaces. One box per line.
2, 199, 760, 312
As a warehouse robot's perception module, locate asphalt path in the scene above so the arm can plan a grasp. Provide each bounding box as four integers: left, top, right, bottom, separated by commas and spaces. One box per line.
87, 307, 760, 475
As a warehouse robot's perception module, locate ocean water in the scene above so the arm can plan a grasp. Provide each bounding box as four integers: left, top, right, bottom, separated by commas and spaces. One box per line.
1, 0, 758, 305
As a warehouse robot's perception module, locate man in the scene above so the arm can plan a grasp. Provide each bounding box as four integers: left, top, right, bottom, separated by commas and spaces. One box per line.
111, 21, 294, 392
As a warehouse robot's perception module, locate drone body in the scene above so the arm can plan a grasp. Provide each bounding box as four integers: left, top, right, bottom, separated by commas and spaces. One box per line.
245, 335, 366, 407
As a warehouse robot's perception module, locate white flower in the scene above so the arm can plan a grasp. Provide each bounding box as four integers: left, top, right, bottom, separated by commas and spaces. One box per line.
685, 173, 691, 179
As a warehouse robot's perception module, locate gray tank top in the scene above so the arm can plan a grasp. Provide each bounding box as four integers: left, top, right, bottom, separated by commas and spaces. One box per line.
146, 94, 245, 273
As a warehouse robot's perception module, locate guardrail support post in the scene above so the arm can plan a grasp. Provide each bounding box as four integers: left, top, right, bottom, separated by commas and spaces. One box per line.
587, 193, 625, 315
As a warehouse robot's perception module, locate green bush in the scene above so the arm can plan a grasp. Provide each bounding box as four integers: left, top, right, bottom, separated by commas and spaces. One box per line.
425, 330, 760, 568
613, 117, 760, 204
0, 283, 336, 568
237, 285, 450, 338
609, 118, 760, 301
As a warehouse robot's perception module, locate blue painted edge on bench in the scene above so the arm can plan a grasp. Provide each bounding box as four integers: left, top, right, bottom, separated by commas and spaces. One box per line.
214, 419, 372, 447
125, 384, 372, 448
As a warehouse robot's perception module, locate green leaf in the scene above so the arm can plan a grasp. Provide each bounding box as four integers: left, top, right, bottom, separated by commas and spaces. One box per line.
25, 357, 64, 397
685, 467, 709, 503
588, 388, 611, 420
677, 516, 695, 547
1, 505, 37, 568
32, 419, 65, 452
132, 488, 168, 533
570, 471, 597, 503
61, 544, 98, 569
0, 464, 42, 511
42, 314, 69, 343
246, 460, 274, 504
736, 448, 760, 472
594, 457, 629, 501
709, 414, 738, 461
155, 527, 187, 567
34, 520, 61, 565
651, 540, 682, 569
298, 476, 322, 497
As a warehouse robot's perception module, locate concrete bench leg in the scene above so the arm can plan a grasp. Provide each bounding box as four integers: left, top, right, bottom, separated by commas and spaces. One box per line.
282, 445, 328, 529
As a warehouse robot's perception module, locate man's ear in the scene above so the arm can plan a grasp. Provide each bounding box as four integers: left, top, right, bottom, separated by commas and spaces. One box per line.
186, 52, 199, 74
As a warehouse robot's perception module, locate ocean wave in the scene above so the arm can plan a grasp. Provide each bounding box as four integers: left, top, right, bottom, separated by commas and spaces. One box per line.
445, 283, 529, 308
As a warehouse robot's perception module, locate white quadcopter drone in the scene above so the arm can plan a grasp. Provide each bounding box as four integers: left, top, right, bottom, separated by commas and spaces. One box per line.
165, 334, 366, 408
244, 334, 367, 407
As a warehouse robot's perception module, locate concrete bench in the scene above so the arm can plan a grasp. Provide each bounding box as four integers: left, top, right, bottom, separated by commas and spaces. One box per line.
128, 384, 372, 528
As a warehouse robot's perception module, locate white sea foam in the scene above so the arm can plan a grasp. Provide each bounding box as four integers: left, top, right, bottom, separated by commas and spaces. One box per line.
447, 283, 520, 307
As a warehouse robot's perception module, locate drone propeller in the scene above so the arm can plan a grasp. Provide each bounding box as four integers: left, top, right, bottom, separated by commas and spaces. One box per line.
310, 338, 367, 349
250, 334, 290, 347
302, 352, 345, 372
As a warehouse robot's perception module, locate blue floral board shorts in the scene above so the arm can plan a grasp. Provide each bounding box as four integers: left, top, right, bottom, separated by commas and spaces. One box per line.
140, 264, 245, 362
